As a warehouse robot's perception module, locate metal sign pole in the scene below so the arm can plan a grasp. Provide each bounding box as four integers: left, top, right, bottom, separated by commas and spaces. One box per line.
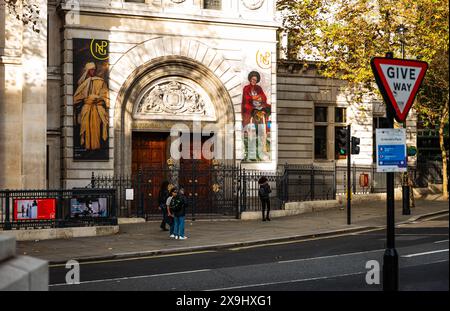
383, 98, 399, 292
347, 124, 351, 225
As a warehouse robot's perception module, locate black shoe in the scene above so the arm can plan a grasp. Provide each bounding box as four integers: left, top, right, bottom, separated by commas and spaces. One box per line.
262, 218, 266, 222
161, 227, 169, 231
266, 217, 271, 221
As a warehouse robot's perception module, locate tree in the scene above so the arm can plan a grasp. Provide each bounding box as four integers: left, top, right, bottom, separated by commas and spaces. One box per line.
278, 0, 449, 198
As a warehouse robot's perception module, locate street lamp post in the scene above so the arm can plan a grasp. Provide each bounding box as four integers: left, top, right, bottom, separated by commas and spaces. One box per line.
396, 24, 407, 59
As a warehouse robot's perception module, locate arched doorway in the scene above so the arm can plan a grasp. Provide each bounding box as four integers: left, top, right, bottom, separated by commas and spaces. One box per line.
113, 56, 237, 218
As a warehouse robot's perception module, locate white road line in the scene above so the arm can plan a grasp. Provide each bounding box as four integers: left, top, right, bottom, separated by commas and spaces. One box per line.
49, 251, 216, 268
434, 239, 449, 244
49, 269, 211, 287
277, 249, 385, 264
205, 272, 366, 291
401, 249, 449, 258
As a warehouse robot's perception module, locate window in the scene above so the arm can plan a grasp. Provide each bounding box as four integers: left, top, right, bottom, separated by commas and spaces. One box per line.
315, 126, 327, 159
204, 0, 222, 10
335, 107, 347, 123
314, 106, 328, 160
315, 107, 328, 122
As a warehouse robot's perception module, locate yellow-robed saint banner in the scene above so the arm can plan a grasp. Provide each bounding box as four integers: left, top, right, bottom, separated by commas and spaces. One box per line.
73, 39, 110, 160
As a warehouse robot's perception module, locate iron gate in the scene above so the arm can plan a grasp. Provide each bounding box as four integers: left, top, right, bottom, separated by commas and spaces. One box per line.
91, 162, 241, 220
90, 162, 287, 220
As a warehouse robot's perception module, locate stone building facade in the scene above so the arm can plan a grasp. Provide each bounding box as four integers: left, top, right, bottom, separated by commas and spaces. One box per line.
277, 61, 417, 168
1, 0, 280, 189
0, 0, 417, 190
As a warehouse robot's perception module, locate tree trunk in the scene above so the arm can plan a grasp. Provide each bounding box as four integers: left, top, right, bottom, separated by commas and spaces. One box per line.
439, 105, 449, 199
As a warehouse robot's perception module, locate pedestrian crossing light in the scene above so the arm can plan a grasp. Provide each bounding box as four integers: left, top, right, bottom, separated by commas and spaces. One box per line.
351, 136, 361, 155
336, 128, 348, 156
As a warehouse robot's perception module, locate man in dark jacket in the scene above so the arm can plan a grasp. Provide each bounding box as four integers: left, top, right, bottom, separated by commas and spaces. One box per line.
172, 186, 189, 240
258, 176, 272, 221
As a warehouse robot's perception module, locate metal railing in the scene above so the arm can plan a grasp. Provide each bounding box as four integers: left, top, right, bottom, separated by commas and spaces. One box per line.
0, 188, 117, 230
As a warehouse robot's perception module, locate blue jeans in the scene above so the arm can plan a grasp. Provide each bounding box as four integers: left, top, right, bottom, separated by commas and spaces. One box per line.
174, 216, 185, 238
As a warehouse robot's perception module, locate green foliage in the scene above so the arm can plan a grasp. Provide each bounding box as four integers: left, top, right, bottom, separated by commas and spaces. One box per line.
278, 0, 449, 125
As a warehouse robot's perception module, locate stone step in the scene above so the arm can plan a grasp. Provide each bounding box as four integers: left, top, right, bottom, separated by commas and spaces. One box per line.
0, 235, 16, 262
0, 256, 48, 291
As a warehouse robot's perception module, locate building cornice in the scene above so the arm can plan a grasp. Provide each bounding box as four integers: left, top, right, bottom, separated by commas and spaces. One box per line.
58, 2, 281, 29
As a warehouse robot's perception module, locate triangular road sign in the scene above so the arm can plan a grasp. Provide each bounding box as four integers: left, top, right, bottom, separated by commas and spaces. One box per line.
371, 57, 428, 122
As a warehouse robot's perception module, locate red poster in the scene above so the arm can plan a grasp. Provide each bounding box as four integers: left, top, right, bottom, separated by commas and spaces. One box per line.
14, 199, 56, 220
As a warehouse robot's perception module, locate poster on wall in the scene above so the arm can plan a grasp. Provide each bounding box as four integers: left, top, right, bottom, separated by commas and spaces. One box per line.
242, 70, 272, 162
73, 38, 110, 160
70, 197, 108, 218
13, 199, 56, 220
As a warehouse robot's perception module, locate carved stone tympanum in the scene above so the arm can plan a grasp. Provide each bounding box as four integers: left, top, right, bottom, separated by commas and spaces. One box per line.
134, 77, 216, 121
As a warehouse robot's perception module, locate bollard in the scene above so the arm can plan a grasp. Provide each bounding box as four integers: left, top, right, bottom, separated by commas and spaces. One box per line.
402, 185, 411, 215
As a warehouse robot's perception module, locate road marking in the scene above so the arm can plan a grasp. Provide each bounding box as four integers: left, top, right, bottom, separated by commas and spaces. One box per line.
205, 271, 366, 291
401, 249, 449, 258
434, 239, 449, 244
49, 250, 216, 268
228, 230, 379, 251
49, 269, 211, 287
206, 259, 450, 291
277, 249, 385, 264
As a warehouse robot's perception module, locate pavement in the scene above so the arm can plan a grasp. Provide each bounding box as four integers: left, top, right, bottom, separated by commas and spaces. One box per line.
15, 199, 449, 264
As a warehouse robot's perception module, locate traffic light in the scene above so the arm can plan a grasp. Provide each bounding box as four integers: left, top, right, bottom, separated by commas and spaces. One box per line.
351, 136, 360, 155
336, 128, 348, 156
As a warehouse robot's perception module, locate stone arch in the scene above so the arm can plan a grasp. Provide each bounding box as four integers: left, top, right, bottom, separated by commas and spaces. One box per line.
110, 38, 242, 176
109, 37, 242, 113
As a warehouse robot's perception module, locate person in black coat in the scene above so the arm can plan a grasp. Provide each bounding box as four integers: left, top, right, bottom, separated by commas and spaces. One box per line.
258, 176, 272, 221
158, 181, 170, 231
171, 186, 189, 240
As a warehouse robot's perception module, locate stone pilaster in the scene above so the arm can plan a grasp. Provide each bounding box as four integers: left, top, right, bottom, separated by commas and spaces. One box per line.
0, 0, 47, 189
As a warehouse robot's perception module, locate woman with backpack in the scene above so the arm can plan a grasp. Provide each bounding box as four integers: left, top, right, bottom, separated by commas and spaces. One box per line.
258, 176, 272, 221
166, 187, 177, 238
170, 186, 188, 240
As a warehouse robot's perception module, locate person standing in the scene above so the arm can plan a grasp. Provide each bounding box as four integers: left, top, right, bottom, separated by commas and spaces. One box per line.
258, 176, 272, 221
158, 181, 170, 231
172, 186, 188, 240
166, 187, 178, 238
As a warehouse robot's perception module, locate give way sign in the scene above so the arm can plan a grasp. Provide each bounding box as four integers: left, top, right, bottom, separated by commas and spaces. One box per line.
371, 57, 428, 122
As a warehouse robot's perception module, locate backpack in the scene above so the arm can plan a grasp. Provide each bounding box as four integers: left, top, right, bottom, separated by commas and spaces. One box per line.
259, 185, 269, 198
170, 196, 183, 214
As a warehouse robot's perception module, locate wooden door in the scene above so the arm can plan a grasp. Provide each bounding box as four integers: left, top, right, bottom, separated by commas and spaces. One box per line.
132, 132, 168, 172
132, 132, 169, 217
179, 135, 213, 216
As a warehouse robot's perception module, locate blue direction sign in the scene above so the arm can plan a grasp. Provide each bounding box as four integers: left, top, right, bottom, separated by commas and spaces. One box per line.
376, 129, 407, 173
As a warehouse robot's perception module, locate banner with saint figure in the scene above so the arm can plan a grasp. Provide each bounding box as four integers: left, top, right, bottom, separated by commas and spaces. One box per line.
242, 71, 272, 162
73, 38, 110, 160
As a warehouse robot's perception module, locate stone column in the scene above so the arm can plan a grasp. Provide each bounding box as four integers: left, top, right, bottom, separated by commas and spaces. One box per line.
21, 0, 48, 189
0, 0, 47, 189
0, 2, 24, 189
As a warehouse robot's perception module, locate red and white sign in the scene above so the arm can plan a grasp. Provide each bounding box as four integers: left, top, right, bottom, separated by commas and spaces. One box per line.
371, 57, 428, 122
13, 199, 56, 220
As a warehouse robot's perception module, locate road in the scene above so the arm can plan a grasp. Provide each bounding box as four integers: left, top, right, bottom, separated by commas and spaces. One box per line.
48, 214, 449, 291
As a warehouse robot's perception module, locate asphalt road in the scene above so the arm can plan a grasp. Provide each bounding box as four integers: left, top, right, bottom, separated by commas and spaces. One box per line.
48, 214, 449, 291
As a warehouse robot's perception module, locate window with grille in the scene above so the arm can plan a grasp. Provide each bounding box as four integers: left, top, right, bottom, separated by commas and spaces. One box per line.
204, 0, 222, 10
